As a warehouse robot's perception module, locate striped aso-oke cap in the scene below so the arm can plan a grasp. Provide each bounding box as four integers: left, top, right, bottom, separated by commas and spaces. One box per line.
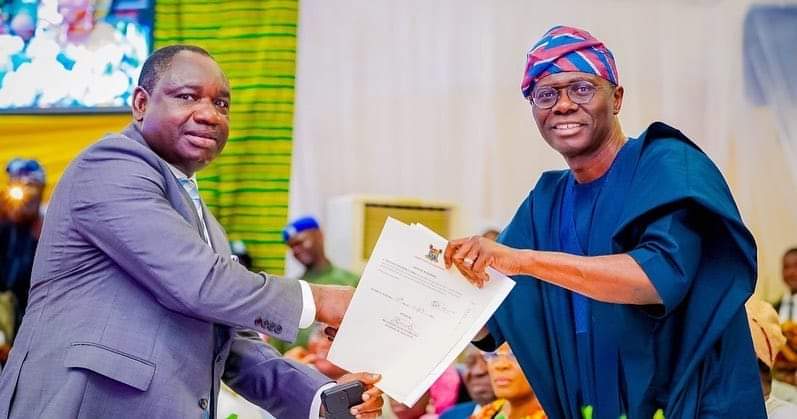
521, 25, 619, 98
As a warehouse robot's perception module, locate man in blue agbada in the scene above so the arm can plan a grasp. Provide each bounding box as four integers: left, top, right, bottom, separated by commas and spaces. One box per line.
444, 26, 765, 419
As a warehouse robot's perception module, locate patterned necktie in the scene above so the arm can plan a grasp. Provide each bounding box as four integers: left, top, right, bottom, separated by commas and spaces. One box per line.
178, 178, 202, 216
177, 177, 210, 245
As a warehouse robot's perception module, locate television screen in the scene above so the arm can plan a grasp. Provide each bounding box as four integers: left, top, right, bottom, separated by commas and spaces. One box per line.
0, 0, 153, 112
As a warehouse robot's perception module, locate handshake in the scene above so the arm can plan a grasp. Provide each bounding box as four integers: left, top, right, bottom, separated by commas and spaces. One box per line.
307, 284, 383, 418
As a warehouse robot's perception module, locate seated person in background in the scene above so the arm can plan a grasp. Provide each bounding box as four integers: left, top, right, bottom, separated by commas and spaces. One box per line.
429, 365, 464, 415
273, 216, 361, 352
773, 321, 797, 403
0, 158, 46, 350
284, 216, 359, 287
477, 344, 546, 419
284, 323, 348, 380
441, 345, 497, 418
746, 298, 797, 418
776, 248, 797, 322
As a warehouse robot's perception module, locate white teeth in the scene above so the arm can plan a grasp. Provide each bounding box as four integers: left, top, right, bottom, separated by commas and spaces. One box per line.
555, 123, 581, 129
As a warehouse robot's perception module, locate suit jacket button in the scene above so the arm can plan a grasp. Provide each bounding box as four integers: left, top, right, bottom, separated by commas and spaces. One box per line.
199, 398, 209, 410
274, 324, 282, 334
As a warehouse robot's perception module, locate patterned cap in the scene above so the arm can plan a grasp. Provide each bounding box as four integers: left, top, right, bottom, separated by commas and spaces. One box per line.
521, 25, 619, 98
6, 158, 45, 185
282, 216, 320, 242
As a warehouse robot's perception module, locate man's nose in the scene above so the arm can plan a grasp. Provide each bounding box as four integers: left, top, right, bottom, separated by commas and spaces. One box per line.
193, 99, 223, 125
551, 88, 578, 114
472, 363, 488, 375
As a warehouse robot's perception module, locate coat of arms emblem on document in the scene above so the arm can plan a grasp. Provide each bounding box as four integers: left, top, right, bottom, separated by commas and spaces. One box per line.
425, 244, 442, 263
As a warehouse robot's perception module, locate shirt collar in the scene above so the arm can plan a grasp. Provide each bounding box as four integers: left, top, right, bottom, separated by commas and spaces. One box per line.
165, 162, 198, 188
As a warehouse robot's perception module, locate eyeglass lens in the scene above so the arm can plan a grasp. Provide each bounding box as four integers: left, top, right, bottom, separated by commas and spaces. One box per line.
530, 81, 597, 109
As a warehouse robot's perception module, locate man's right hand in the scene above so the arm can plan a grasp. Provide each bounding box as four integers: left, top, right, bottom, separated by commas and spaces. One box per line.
310, 284, 354, 329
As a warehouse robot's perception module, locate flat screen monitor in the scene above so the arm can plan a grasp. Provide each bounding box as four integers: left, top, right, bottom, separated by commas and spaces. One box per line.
0, 0, 154, 113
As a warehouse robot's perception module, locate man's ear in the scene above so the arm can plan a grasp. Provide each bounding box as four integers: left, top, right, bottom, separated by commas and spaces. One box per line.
612, 85, 624, 115
131, 86, 149, 122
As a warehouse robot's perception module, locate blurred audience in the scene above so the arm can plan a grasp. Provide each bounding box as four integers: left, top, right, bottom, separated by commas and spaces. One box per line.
284, 322, 348, 380
275, 216, 360, 352
441, 345, 496, 418
776, 248, 797, 322
386, 364, 470, 418
284, 216, 359, 287
773, 320, 797, 403
773, 248, 797, 403
430, 365, 464, 414
0, 158, 45, 359
747, 298, 797, 418
477, 344, 545, 419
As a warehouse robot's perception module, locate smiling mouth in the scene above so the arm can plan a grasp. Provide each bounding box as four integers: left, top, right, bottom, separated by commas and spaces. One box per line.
551, 123, 586, 136
553, 123, 584, 130
184, 133, 217, 149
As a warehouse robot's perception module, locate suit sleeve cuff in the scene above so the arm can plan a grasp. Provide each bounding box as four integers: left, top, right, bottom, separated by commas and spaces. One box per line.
299, 280, 316, 329
311, 382, 336, 418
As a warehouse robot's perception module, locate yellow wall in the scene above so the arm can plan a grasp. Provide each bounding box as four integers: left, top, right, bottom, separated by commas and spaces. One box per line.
1, 114, 130, 200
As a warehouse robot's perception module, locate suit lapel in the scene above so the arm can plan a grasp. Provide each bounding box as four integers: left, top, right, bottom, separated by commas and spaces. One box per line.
201, 203, 228, 256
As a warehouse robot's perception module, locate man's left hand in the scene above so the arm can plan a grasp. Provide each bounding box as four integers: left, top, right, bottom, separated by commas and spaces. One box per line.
335, 372, 383, 418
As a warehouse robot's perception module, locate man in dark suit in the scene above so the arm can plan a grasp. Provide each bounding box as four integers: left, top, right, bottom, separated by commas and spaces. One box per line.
0, 45, 382, 418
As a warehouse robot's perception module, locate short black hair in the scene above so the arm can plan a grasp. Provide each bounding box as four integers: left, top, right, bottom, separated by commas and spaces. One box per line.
137, 45, 211, 92
785, 247, 797, 259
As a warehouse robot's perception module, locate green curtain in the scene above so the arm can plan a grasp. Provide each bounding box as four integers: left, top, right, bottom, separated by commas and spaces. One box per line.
155, 0, 298, 274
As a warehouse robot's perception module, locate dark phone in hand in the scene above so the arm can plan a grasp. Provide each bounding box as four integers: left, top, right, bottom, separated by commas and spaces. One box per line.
321, 381, 365, 419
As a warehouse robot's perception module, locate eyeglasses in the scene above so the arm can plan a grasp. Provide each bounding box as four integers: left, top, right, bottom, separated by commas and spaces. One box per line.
527, 80, 599, 110
483, 349, 516, 363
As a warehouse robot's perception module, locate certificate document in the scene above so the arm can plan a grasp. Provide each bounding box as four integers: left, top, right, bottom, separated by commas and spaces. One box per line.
327, 217, 515, 406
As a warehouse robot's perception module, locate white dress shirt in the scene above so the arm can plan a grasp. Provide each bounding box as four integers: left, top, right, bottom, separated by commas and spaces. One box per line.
767, 395, 797, 419
778, 292, 797, 323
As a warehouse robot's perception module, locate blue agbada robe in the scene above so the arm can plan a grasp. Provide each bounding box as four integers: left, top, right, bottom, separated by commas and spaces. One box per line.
479, 123, 765, 419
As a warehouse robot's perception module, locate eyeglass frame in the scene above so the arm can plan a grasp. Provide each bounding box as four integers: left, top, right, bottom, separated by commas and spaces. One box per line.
483, 348, 517, 363
526, 79, 614, 110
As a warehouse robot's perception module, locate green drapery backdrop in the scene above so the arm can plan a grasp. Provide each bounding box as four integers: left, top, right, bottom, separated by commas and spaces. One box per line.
155, 0, 298, 274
